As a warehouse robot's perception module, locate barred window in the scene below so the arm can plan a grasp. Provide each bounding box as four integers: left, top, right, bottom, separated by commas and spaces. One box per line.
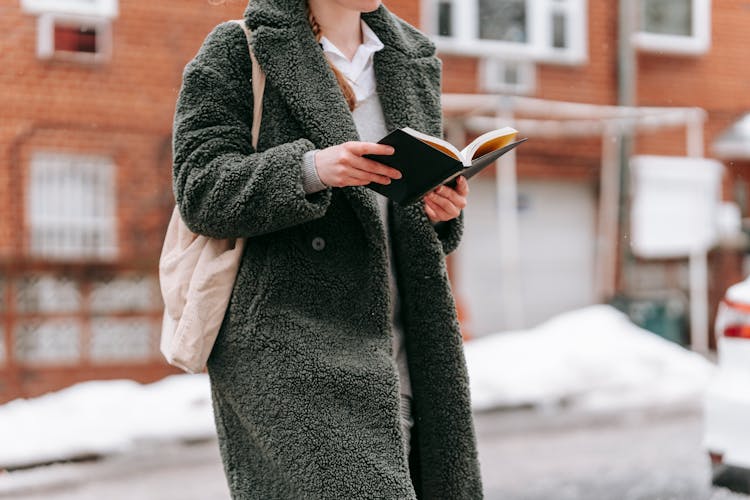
28, 152, 117, 261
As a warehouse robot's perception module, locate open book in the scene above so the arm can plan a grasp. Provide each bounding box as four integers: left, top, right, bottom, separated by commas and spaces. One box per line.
364, 126, 527, 205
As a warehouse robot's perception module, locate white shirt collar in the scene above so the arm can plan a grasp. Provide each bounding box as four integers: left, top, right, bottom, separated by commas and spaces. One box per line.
319, 20, 384, 102
319, 20, 384, 63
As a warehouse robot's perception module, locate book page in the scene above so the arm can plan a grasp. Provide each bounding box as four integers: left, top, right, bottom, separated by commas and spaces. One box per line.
460, 127, 518, 164
402, 127, 462, 161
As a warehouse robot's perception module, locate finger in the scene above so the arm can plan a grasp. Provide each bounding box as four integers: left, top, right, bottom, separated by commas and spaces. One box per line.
344, 168, 392, 186
433, 185, 467, 210
455, 176, 469, 197
424, 195, 452, 221
424, 202, 439, 222
348, 155, 402, 179
339, 173, 381, 186
426, 191, 460, 219
342, 176, 371, 186
346, 142, 395, 157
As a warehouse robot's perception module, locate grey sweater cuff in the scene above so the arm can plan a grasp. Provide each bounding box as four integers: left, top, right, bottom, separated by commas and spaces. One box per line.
302, 150, 328, 194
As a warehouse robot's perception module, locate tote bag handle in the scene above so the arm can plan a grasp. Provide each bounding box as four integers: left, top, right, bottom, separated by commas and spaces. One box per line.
159, 21, 267, 373
232, 19, 266, 150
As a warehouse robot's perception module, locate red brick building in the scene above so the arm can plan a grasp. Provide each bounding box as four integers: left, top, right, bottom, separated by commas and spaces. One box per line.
1, 0, 746, 401
0, 0, 244, 402
418, 0, 750, 344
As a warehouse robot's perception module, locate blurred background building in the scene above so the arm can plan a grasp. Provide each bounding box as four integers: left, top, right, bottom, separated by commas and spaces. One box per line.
1, 0, 748, 402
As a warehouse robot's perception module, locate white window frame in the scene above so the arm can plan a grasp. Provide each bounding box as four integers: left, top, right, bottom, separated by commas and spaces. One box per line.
632, 0, 711, 56
36, 13, 113, 63
21, 0, 118, 19
22, 0, 117, 63
28, 151, 118, 262
422, 0, 588, 65
479, 58, 536, 95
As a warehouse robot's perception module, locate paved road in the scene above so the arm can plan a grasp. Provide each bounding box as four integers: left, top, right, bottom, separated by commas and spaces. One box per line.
0, 440, 229, 500
475, 406, 747, 500
1, 406, 747, 500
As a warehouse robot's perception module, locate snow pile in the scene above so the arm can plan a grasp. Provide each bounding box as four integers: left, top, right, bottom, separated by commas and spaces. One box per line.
0, 305, 716, 469
465, 305, 715, 412
0, 375, 215, 469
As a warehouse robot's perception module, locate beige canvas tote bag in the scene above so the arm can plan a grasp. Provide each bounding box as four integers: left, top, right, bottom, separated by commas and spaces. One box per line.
159, 20, 266, 373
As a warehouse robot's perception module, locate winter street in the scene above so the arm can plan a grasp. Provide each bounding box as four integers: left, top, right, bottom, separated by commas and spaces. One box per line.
4, 0, 750, 497
476, 405, 746, 500
0, 307, 736, 499
2, 403, 747, 500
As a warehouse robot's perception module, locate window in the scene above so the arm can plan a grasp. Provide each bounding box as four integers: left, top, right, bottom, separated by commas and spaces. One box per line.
55, 23, 98, 54
21, 0, 117, 63
478, 0, 528, 43
36, 13, 112, 62
10, 273, 160, 367
633, 0, 711, 55
479, 58, 536, 94
14, 319, 82, 364
21, 0, 118, 19
90, 319, 155, 363
423, 0, 588, 65
28, 152, 117, 261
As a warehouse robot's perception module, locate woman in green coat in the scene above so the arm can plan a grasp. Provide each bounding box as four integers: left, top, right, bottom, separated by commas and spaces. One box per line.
172, 0, 483, 497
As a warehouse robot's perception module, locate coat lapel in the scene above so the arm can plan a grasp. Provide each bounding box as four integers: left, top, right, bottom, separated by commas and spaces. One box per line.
249, 16, 381, 242
248, 23, 358, 149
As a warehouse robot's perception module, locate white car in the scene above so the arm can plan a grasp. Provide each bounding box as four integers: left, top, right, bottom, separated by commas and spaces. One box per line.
704, 277, 750, 493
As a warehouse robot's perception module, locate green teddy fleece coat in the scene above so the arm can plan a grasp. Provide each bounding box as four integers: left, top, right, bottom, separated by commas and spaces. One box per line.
172, 0, 483, 498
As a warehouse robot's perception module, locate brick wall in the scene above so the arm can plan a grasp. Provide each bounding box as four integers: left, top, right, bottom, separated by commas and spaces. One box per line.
1, 0, 243, 263
5, 0, 748, 262
635, 1, 750, 166
0, 0, 245, 401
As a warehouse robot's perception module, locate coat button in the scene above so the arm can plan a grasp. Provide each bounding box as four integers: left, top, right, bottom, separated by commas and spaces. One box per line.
311, 236, 326, 251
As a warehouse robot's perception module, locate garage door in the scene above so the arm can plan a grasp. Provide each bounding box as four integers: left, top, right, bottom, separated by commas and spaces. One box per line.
457, 178, 597, 335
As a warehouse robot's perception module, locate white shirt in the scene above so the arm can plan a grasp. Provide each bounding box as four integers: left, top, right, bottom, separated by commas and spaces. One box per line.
319, 21, 384, 102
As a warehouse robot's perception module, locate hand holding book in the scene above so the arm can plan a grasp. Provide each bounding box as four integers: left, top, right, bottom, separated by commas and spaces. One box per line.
424, 176, 469, 223
309, 140, 469, 223
363, 126, 527, 205
313, 141, 402, 188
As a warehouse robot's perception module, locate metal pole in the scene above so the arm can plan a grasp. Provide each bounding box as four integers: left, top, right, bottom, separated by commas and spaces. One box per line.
596, 124, 622, 300
687, 109, 705, 158
689, 250, 710, 354
617, 0, 638, 295
496, 150, 525, 330
495, 101, 525, 330
444, 118, 472, 335
618, 1, 637, 107
686, 110, 709, 354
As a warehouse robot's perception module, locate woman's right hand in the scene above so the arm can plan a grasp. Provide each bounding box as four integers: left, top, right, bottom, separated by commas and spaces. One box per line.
314, 142, 402, 188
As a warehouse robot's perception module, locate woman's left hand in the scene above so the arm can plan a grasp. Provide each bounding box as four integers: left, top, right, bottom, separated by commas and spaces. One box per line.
424, 176, 469, 223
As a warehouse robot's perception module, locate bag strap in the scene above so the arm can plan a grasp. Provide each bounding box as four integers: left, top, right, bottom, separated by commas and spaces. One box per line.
231, 19, 265, 150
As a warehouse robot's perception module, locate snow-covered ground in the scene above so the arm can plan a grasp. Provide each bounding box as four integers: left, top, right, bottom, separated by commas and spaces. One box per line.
0, 375, 215, 470
0, 305, 715, 470
465, 305, 715, 412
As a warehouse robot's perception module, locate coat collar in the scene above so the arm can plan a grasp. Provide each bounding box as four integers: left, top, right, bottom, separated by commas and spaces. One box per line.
243, 0, 439, 241
243, 0, 436, 58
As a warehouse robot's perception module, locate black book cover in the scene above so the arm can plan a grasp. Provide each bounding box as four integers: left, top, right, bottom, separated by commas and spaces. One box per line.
363, 129, 527, 205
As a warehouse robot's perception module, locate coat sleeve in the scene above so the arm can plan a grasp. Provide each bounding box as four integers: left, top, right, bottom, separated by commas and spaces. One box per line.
172, 22, 332, 240
432, 211, 464, 255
